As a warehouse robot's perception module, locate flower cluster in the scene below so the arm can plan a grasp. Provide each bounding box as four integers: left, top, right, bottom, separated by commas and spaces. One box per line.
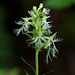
14, 3, 61, 63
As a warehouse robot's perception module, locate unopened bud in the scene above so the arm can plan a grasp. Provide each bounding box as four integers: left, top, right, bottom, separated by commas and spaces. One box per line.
33, 6, 37, 12
39, 3, 43, 9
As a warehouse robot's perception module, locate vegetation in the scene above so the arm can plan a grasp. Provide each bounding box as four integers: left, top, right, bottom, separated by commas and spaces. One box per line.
14, 3, 61, 75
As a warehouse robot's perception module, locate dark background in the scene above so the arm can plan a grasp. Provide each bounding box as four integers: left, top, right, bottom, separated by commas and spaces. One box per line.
0, 0, 75, 75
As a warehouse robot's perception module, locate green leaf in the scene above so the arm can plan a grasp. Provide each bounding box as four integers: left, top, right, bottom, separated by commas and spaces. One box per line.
49, 32, 57, 39
73, 0, 75, 3
43, 0, 73, 9
23, 32, 32, 39
21, 57, 35, 73
42, 70, 54, 75
24, 70, 29, 75
0, 68, 7, 75
10, 68, 20, 75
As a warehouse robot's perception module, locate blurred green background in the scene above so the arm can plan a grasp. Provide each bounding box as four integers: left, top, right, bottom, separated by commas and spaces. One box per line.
0, 0, 75, 75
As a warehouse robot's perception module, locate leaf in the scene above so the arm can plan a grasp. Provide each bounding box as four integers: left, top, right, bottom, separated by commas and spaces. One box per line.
21, 57, 35, 73
73, 0, 75, 3
42, 70, 54, 75
24, 70, 29, 75
0, 68, 7, 75
10, 68, 20, 75
43, 0, 73, 9
23, 32, 32, 39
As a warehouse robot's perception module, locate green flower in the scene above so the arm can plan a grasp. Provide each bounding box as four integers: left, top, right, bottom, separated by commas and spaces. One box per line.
14, 3, 61, 63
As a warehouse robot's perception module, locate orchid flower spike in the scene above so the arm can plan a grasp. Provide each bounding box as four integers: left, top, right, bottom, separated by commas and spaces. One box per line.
14, 3, 62, 63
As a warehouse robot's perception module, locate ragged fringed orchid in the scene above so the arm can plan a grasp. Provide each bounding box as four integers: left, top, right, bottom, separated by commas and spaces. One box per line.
14, 3, 62, 75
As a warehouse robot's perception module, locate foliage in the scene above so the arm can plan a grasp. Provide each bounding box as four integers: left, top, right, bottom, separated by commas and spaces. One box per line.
43, 0, 75, 9
0, 68, 20, 75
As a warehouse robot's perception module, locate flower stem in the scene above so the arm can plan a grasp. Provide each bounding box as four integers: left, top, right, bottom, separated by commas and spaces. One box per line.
35, 49, 39, 75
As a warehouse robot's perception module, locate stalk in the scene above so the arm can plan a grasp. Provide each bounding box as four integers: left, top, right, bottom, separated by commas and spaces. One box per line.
35, 49, 39, 75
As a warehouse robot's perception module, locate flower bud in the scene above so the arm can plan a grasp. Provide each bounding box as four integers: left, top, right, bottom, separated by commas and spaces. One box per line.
39, 3, 43, 9
43, 8, 46, 13
38, 3, 43, 11
33, 6, 37, 12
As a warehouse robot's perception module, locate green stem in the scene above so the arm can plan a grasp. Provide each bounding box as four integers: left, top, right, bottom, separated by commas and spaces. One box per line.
35, 49, 39, 75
